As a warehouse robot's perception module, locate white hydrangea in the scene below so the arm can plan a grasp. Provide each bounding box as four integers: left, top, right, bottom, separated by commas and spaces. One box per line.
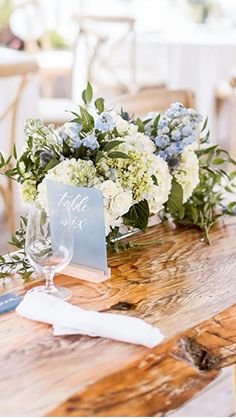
20, 180, 37, 203
37, 159, 100, 210
118, 131, 155, 154
173, 148, 200, 203
98, 146, 172, 220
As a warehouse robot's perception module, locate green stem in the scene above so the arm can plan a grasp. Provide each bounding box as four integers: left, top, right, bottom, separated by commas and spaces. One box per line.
203, 225, 211, 245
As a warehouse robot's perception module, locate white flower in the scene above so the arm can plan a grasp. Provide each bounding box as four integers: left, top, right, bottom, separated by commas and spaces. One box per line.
128, 124, 138, 135
104, 209, 114, 236
37, 180, 48, 211
174, 148, 199, 202
119, 131, 155, 154
96, 180, 119, 199
110, 190, 133, 217
103, 210, 123, 236
20, 180, 37, 203
146, 155, 172, 214
115, 115, 129, 134
185, 141, 199, 151
36, 159, 100, 210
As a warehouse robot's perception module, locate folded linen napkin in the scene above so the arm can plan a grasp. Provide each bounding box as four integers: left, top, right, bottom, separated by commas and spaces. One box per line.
16, 291, 164, 348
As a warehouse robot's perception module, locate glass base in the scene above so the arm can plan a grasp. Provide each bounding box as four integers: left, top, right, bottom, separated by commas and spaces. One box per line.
28, 285, 72, 300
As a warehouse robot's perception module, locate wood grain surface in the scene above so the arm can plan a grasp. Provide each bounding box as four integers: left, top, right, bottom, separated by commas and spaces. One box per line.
1, 217, 236, 416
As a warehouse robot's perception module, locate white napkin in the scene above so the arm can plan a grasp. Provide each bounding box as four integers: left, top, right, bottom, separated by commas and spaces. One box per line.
16, 291, 164, 348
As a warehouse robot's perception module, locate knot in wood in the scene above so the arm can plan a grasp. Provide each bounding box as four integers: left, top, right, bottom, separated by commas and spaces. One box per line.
110, 301, 136, 311
175, 337, 219, 372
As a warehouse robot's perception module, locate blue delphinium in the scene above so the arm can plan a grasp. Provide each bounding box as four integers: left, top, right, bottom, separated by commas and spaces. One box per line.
147, 102, 203, 166
94, 112, 115, 133
155, 134, 170, 148
81, 133, 99, 150
57, 122, 81, 144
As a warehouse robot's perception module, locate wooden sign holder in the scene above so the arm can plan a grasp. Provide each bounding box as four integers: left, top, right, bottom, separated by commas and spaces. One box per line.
63, 263, 111, 283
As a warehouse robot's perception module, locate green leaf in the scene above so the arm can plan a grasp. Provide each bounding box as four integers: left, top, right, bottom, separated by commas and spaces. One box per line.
95, 150, 104, 164
225, 185, 234, 193
228, 201, 236, 209
212, 158, 225, 165
95, 97, 104, 114
152, 175, 158, 185
79, 106, 94, 130
167, 179, 183, 213
108, 151, 129, 159
82, 81, 93, 105
229, 171, 236, 181
62, 141, 71, 157
124, 200, 150, 231
135, 118, 145, 133
103, 141, 124, 152
151, 114, 161, 135
44, 157, 60, 171
13, 144, 17, 159
201, 116, 208, 132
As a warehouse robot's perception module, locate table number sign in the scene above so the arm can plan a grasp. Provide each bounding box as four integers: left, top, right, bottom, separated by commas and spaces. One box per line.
47, 180, 110, 283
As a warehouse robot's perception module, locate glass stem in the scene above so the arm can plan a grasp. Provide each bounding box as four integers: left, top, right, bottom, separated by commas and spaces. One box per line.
45, 270, 55, 291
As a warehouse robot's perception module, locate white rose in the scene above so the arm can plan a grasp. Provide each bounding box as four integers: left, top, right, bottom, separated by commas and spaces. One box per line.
128, 123, 138, 135
185, 141, 199, 151
104, 209, 114, 236
110, 191, 133, 217
116, 115, 129, 135
97, 180, 119, 199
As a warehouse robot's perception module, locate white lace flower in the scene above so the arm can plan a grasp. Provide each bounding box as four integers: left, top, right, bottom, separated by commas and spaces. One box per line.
20, 180, 37, 204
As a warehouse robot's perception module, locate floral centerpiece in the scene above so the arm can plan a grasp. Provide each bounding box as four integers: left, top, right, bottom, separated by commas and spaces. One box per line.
1, 82, 236, 277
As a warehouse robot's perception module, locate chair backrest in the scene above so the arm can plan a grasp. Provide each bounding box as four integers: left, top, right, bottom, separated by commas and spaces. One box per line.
0, 56, 38, 155
108, 89, 196, 116
72, 14, 136, 103
9, 0, 51, 52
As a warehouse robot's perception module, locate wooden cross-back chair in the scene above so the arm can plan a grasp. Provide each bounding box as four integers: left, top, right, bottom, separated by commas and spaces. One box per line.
109, 88, 196, 117
0, 57, 38, 234
73, 14, 137, 100
9, 0, 73, 98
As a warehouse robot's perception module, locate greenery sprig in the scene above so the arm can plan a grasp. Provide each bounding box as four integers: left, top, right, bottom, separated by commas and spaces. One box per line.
165, 123, 236, 243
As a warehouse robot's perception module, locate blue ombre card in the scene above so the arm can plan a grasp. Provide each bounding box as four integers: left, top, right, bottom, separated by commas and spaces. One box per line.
47, 180, 108, 274
0, 293, 22, 314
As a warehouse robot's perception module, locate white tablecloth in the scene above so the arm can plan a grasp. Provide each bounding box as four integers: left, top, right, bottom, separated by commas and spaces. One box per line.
136, 26, 236, 141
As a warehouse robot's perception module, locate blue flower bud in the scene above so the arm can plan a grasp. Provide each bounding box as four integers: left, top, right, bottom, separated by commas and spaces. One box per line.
82, 133, 99, 150
155, 134, 170, 148
95, 112, 115, 132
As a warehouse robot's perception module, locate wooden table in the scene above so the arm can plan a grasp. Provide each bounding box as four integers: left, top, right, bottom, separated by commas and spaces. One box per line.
1, 218, 236, 416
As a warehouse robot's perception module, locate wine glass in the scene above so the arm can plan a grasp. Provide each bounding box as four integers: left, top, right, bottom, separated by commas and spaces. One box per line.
25, 205, 74, 300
